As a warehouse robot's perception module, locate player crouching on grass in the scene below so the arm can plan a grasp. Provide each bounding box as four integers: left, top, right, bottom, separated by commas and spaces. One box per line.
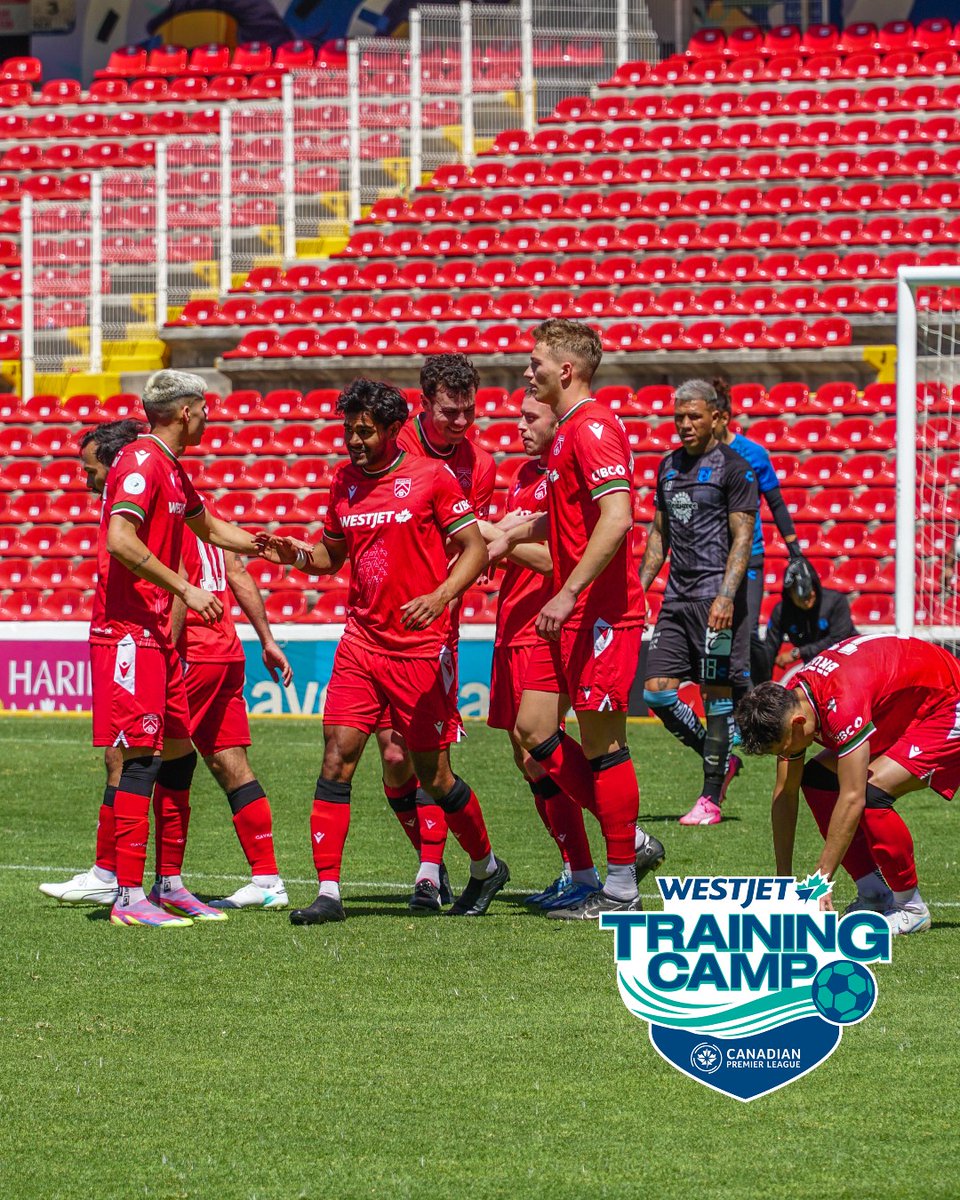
86, 371, 268, 928
259, 378, 509, 924
41, 418, 292, 911
734, 633, 960, 936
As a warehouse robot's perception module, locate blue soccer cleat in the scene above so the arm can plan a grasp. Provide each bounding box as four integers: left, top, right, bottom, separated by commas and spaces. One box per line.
525, 865, 572, 907
541, 871, 603, 911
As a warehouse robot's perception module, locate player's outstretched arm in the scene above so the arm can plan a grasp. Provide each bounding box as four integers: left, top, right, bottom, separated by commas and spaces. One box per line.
107, 513, 222, 623
770, 754, 804, 875
254, 532, 346, 576
816, 743, 869, 891
479, 518, 551, 575
186, 509, 260, 555
401, 524, 489, 631
536, 490, 633, 640
487, 512, 549, 564
708, 510, 756, 632
639, 509, 666, 591
225, 553, 293, 685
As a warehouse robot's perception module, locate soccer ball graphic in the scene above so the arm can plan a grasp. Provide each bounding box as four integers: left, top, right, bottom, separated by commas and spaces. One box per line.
812, 960, 876, 1024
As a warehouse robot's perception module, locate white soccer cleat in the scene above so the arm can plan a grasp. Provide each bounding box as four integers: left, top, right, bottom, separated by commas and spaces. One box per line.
39, 869, 118, 906
884, 901, 932, 936
209, 881, 289, 910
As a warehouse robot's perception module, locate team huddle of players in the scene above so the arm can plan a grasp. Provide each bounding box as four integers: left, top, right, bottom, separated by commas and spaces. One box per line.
40, 320, 952, 935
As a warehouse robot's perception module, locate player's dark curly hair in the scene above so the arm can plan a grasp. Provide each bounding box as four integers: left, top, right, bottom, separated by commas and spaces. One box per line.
336, 377, 409, 428
735, 682, 802, 755
420, 353, 480, 402
712, 376, 732, 416
79, 418, 146, 468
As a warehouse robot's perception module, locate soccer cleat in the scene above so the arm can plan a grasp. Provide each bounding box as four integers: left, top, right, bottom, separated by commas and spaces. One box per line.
635, 830, 665, 883
447, 858, 510, 916
679, 795, 723, 826
541, 880, 601, 911
39, 868, 118, 906
545, 889, 643, 921
439, 862, 454, 906
525, 865, 573, 906
110, 897, 193, 928
884, 901, 932, 936
289, 894, 346, 925
209, 881, 289, 910
149, 885, 228, 922
719, 753, 743, 804
409, 879, 442, 913
842, 893, 895, 916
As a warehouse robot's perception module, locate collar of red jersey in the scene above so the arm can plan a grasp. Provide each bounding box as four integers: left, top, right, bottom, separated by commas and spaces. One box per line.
416, 414, 456, 458
556, 397, 596, 426
138, 432, 178, 462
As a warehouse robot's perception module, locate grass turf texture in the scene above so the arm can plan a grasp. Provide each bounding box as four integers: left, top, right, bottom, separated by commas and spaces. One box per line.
1, 715, 959, 1200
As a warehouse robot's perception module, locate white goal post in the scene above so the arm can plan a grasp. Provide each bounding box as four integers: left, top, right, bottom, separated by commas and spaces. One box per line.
896, 266, 960, 641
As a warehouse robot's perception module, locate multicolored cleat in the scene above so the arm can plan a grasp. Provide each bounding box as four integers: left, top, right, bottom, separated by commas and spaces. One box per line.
525, 866, 572, 907
149, 885, 228, 922
110, 897, 193, 928
541, 877, 603, 912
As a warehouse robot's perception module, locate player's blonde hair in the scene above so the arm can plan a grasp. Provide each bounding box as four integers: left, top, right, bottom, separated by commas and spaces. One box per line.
531, 319, 603, 381
142, 370, 208, 421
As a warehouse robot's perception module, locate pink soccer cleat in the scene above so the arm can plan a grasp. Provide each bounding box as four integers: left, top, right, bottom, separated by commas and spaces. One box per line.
149, 885, 228, 922
110, 897, 193, 928
679, 795, 723, 826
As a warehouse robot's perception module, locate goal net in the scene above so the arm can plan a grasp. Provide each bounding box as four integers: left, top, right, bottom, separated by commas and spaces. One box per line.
896, 267, 960, 641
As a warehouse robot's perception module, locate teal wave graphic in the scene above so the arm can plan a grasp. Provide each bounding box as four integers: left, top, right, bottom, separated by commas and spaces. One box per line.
618, 971, 819, 1036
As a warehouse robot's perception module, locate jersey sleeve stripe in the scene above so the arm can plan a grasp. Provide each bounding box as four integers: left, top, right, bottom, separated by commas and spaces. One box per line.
444, 513, 477, 535
589, 479, 631, 500
323, 528, 346, 541
110, 500, 146, 521
836, 723, 875, 757
185, 503, 204, 520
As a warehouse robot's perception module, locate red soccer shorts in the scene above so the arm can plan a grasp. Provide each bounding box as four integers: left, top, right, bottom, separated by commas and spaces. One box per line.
184, 658, 251, 758
523, 622, 643, 714
91, 637, 191, 752
879, 696, 960, 800
324, 636, 461, 751
488, 641, 560, 731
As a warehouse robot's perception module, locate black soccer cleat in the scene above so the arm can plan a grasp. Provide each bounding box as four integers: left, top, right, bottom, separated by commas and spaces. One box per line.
409, 879, 442, 914
289, 894, 346, 925
438, 861, 454, 906
635, 829, 665, 886
447, 858, 510, 917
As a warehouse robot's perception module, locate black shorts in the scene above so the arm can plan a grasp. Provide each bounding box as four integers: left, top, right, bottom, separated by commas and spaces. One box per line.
645, 596, 751, 687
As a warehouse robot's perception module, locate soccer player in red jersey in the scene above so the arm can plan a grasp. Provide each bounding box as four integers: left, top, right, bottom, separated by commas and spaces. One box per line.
89, 371, 264, 928
377, 354, 497, 899
41, 421, 293, 912
481, 391, 600, 909
491, 320, 664, 920
261, 378, 508, 924
735, 633, 960, 935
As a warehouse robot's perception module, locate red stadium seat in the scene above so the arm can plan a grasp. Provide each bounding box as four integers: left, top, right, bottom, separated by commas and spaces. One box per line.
850, 594, 894, 625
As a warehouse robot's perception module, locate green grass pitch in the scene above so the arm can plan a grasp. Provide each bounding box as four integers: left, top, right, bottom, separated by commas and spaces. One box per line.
1, 715, 959, 1200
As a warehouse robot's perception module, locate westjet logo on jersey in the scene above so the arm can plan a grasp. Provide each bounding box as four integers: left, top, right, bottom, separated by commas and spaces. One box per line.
168, 501, 186, 515
340, 509, 412, 529
599, 874, 891, 1101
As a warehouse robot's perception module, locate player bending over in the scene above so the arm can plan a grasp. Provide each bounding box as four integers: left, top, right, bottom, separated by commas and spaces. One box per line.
492, 319, 663, 920
480, 390, 601, 911
734, 633, 960, 935
640, 378, 758, 826
262, 378, 509, 924
88, 372, 266, 928
42, 417, 293, 911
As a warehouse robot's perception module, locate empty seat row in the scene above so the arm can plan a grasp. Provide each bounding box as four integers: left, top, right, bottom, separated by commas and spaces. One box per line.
97, 41, 346, 80
685, 20, 960, 60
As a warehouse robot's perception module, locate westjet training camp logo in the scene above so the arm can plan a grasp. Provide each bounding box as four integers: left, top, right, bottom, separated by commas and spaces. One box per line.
600, 874, 892, 1102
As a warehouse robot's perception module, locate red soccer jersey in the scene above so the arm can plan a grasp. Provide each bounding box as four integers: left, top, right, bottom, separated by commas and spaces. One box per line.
322, 449, 477, 658
788, 635, 960, 758
546, 398, 645, 630
177, 530, 244, 663
495, 458, 552, 648
90, 433, 204, 648
397, 414, 496, 517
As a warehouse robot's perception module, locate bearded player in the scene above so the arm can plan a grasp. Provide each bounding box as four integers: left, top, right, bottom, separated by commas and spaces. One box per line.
88, 371, 265, 928
262, 378, 509, 923
374, 354, 497, 903
734, 634, 960, 935
480, 391, 601, 910
492, 320, 664, 919
41, 417, 292, 911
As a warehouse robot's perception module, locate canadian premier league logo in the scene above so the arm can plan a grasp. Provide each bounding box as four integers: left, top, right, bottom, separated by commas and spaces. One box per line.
600, 874, 891, 1101
394, 477, 411, 498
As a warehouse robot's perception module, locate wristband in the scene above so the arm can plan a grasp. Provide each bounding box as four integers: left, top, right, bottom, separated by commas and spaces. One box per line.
777, 750, 805, 762
295, 547, 310, 571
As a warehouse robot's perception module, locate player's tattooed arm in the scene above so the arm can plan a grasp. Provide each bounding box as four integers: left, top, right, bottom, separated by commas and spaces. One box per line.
770, 755, 803, 876
107, 513, 223, 624
709, 510, 756, 630
639, 509, 666, 591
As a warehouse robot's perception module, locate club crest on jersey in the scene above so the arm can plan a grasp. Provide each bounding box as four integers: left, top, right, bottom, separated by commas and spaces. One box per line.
600, 873, 891, 1102
552, 434, 565, 456
142, 713, 160, 736
534, 477, 548, 500
394, 477, 411, 498
593, 618, 614, 658
456, 468, 472, 491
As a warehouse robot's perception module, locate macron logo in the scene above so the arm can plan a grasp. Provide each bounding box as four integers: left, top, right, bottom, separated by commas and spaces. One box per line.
134, 450, 149, 465
588, 421, 605, 440
313, 832, 325, 843
908, 745, 923, 759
